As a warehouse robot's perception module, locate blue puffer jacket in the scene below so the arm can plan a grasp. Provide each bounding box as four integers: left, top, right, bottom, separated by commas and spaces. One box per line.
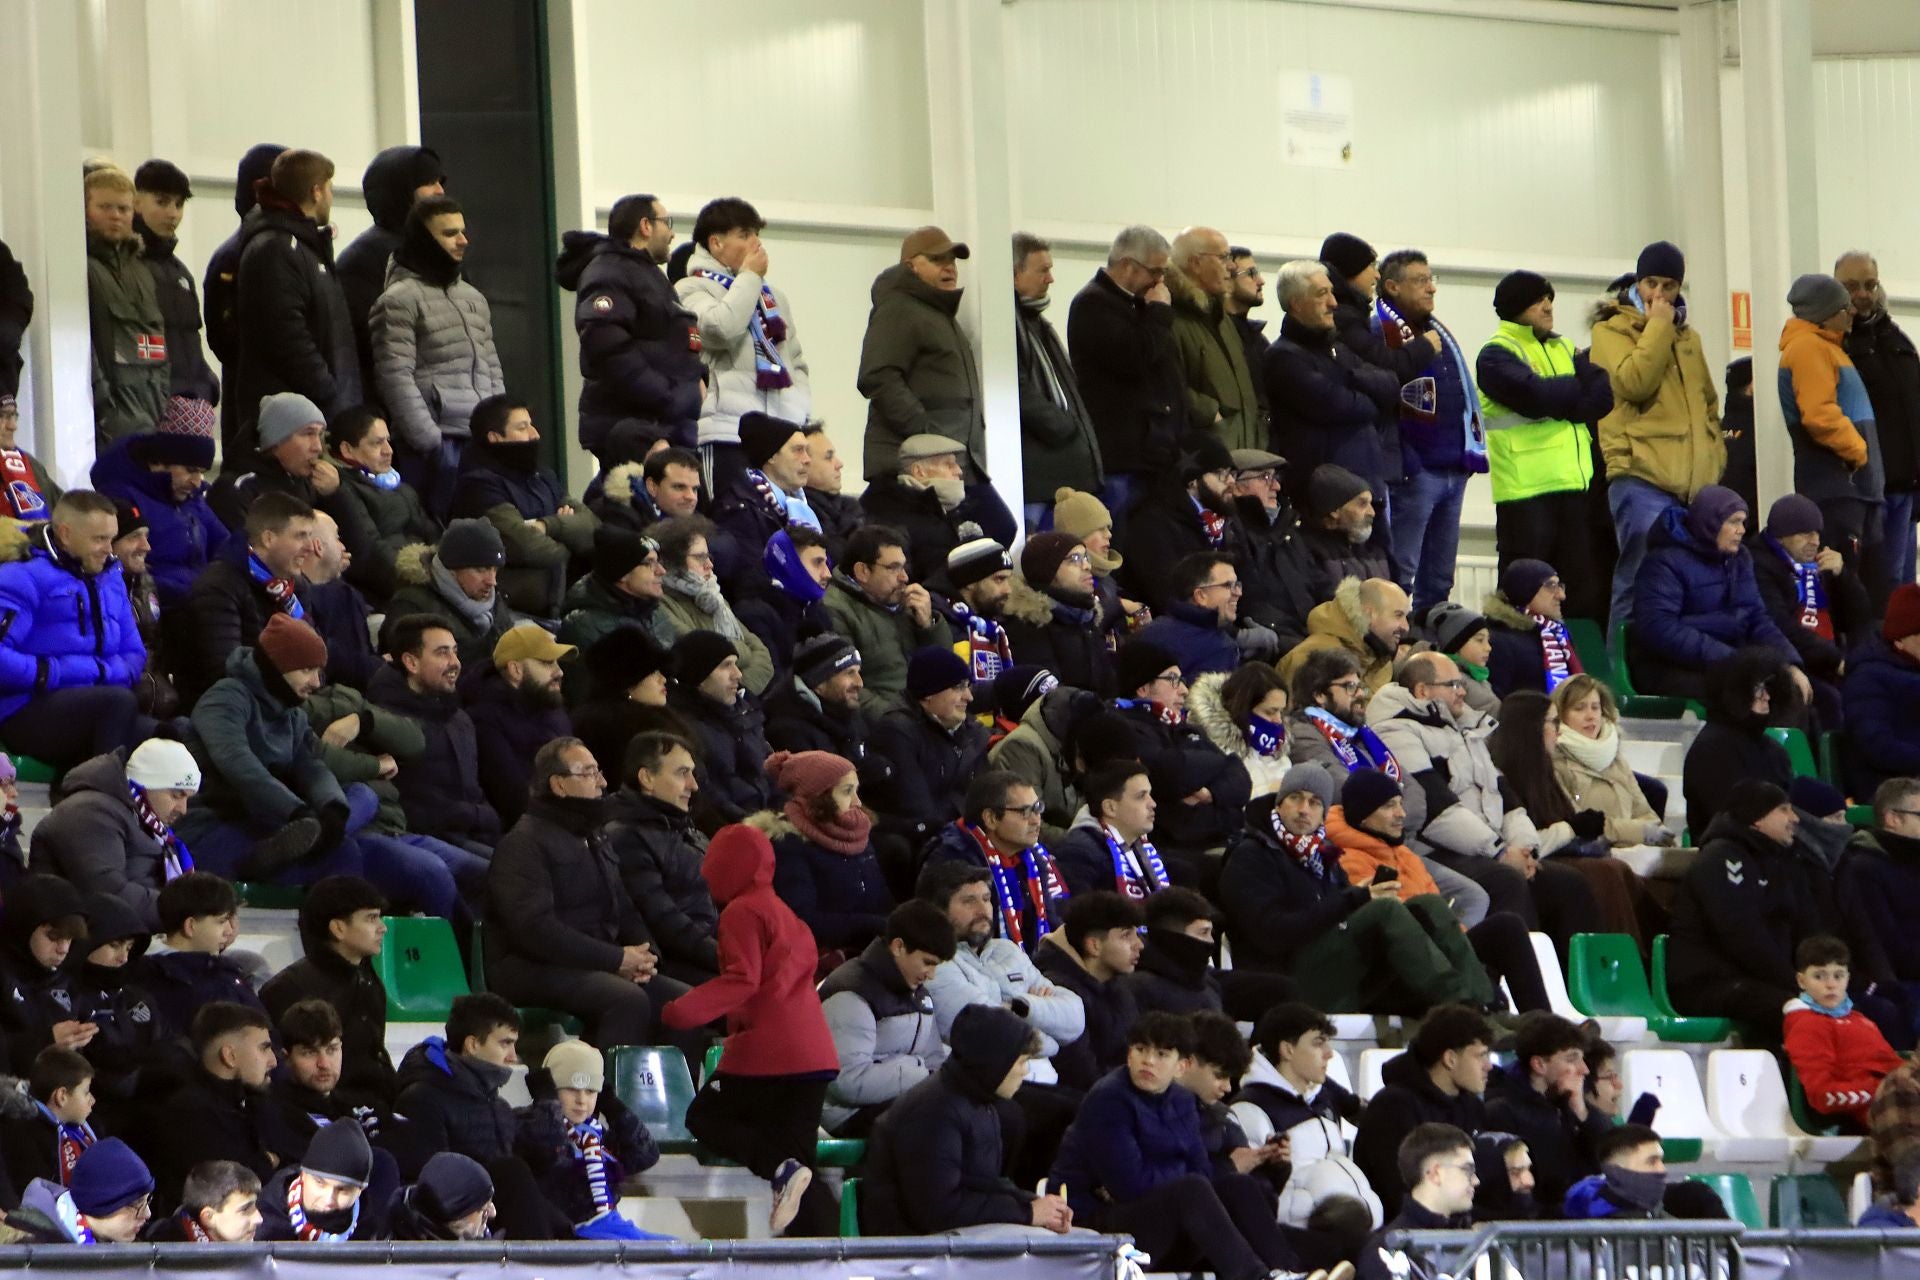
1631, 505, 1797, 692
1842, 637, 1920, 795
89, 436, 230, 607
0, 527, 144, 722
1049, 1066, 1210, 1219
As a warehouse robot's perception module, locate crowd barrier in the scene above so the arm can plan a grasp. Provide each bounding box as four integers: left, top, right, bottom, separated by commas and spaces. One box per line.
1386, 1221, 1920, 1279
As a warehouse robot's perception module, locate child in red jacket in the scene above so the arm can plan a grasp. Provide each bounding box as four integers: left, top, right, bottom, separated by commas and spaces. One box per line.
1783, 935, 1904, 1131
661, 824, 840, 1236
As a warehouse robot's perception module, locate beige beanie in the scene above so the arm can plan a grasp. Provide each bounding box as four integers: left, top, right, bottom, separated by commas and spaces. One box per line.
544, 1039, 605, 1091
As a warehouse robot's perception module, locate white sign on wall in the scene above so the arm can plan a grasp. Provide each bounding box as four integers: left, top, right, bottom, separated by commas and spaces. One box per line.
1279, 71, 1354, 169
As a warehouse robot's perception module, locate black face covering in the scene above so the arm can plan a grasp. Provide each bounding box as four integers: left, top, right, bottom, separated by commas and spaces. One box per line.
1147, 928, 1214, 980
1602, 1163, 1667, 1212
483, 438, 542, 475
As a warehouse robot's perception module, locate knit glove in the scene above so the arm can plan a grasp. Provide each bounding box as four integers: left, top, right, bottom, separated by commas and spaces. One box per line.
1569, 809, 1608, 840
1234, 619, 1281, 662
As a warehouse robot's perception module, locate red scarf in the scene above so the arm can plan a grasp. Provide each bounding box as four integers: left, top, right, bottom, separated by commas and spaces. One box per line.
0, 450, 47, 519
1529, 611, 1581, 692
783, 799, 872, 856
178, 1212, 212, 1242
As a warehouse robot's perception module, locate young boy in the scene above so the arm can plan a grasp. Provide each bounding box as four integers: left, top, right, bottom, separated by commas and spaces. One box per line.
1181, 1011, 1279, 1181
1048, 1011, 1321, 1280
0, 1048, 96, 1199
9, 1137, 155, 1244
270, 998, 400, 1157
1784, 934, 1903, 1131
137, 872, 264, 1038
262, 876, 396, 1108
819, 899, 955, 1135
69, 894, 165, 1138
1034, 891, 1144, 1092
145, 1160, 263, 1241
1484, 1012, 1614, 1215
1230, 1003, 1376, 1228
0, 875, 90, 1074
520, 1039, 665, 1240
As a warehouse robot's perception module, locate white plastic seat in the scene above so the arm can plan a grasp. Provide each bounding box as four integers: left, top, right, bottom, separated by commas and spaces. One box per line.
1329, 1014, 1375, 1041
1325, 1048, 1359, 1143
1703, 1049, 1796, 1163
1851, 1170, 1874, 1225
1619, 738, 1685, 777
1530, 931, 1647, 1042
1620, 1048, 1721, 1161
1356, 1047, 1402, 1101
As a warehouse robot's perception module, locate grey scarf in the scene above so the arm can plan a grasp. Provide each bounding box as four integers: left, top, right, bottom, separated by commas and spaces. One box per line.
430, 554, 497, 631
664, 569, 746, 642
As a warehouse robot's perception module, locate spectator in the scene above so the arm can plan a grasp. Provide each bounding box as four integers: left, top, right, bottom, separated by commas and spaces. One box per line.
1002, 531, 1113, 696
823, 525, 951, 716
989, 676, 1104, 838
568, 629, 687, 794
0, 491, 149, 768
1752, 495, 1869, 721
1845, 585, 1920, 795
591, 443, 699, 535
328, 406, 440, 603
1117, 430, 1243, 613
232, 150, 360, 451
0, 238, 25, 414
1109, 642, 1252, 860
132, 160, 218, 413
1482, 559, 1586, 699
203, 142, 286, 447
1278, 576, 1409, 695
260, 877, 395, 1109
1722, 356, 1758, 510
654, 515, 774, 696
1226, 249, 1270, 402
1229, 448, 1320, 652
1123, 888, 1279, 1021
1265, 258, 1401, 513
871, 649, 991, 852
1589, 242, 1724, 632
0, 392, 61, 524
1014, 232, 1102, 528
28, 738, 198, 934
1426, 603, 1498, 716
1165, 226, 1264, 451
205, 390, 357, 535
467, 626, 575, 827
150, 1003, 294, 1206
661, 824, 843, 1236
930, 534, 1015, 686
1228, 1003, 1376, 1229
103, 500, 176, 718
263, 998, 382, 1156
1189, 662, 1293, 797
925, 771, 1069, 954
858, 226, 986, 483
335, 145, 445, 407
707, 414, 816, 591
818, 901, 952, 1135
1048, 1011, 1315, 1279
67, 895, 162, 1134
1054, 483, 1147, 644
517, 1041, 664, 1243
1054, 760, 1170, 900
450, 396, 596, 616
1560, 1124, 1677, 1220
760, 749, 892, 963
0, 1049, 96, 1200
84, 166, 168, 446
1472, 1133, 1539, 1225
1874, 1055, 1920, 1198
1068, 225, 1183, 521
254, 1118, 391, 1242
1356, 1123, 1477, 1279
386, 1152, 497, 1241
1550, 672, 1673, 848
766, 633, 879, 770
1351, 1007, 1492, 1219
368, 615, 503, 859
89, 425, 224, 609
1685, 647, 1796, 836
1785, 934, 1901, 1132
860, 433, 1017, 584
1782, 272, 1888, 586
1838, 251, 1920, 590
556, 194, 702, 461
1034, 892, 1142, 1092
0, 875, 89, 1076
675, 198, 812, 491
394, 993, 521, 1164
751, 524, 837, 682
370, 196, 503, 514
1483, 1013, 1612, 1215
136, 873, 264, 1035
145, 1160, 262, 1242
798, 422, 861, 558
387, 518, 514, 670
600, 732, 719, 983
1136, 551, 1266, 682
1299, 464, 1393, 602
668, 631, 774, 823
10, 1136, 156, 1245
176, 490, 315, 705
556, 527, 674, 682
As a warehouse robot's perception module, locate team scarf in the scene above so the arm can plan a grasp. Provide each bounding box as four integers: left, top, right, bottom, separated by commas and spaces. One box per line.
1302, 707, 1401, 780
567, 1117, 618, 1214
743, 468, 822, 533
176, 1211, 213, 1242
1247, 712, 1287, 758
1766, 534, 1833, 640
0, 450, 48, 519
959, 820, 1066, 947
128, 780, 194, 879
357, 466, 402, 492
1373, 297, 1488, 473
1190, 493, 1226, 549
247, 552, 305, 619
1269, 806, 1330, 879
1530, 611, 1581, 692
285, 1176, 360, 1242
53, 1190, 95, 1244
689, 267, 791, 389
1115, 696, 1185, 726
39, 1103, 96, 1185
949, 600, 1013, 685
1101, 823, 1170, 900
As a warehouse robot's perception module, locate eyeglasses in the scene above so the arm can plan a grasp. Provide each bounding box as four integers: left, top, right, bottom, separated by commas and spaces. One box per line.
1063, 552, 1092, 568
1328, 679, 1363, 694
646, 213, 674, 230
1121, 257, 1168, 279
1199, 578, 1243, 595
687, 551, 713, 565
999, 801, 1047, 818
1230, 267, 1263, 281
1441, 1161, 1479, 1180
1152, 670, 1187, 686
565, 765, 606, 780
1431, 679, 1468, 691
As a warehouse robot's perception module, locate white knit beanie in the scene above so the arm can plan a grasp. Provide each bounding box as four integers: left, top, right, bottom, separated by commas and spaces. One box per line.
125, 739, 201, 793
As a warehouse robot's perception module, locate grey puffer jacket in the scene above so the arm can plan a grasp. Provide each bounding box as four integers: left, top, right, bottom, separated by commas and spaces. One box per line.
1367, 684, 1545, 859
27, 750, 169, 932
819, 937, 949, 1131
370, 259, 506, 451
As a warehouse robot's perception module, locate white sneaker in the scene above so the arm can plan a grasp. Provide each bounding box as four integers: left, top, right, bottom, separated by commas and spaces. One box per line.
769, 1158, 813, 1235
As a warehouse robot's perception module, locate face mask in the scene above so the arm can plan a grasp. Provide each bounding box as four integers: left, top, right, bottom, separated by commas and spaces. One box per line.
1602, 1163, 1667, 1212
1247, 712, 1287, 758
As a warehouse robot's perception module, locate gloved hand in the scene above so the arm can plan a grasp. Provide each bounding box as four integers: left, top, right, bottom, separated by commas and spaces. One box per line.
1643, 822, 1677, 847
1570, 809, 1608, 840
1234, 619, 1281, 661
315, 801, 351, 852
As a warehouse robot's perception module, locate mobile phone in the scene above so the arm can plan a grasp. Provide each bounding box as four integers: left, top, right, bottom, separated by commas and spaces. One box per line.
1371, 866, 1398, 885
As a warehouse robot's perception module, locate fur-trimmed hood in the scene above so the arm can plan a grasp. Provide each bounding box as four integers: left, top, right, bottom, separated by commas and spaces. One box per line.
1165, 261, 1220, 316
743, 810, 800, 841
1479, 591, 1532, 631
599, 461, 646, 509
1186, 671, 1251, 760
395, 542, 434, 587
1303, 576, 1369, 650
1005, 571, 1104, 630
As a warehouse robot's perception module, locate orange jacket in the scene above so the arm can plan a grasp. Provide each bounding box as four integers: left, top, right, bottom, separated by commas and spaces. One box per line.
1325, 804, 1442, 901
1778, 317, 1869, 470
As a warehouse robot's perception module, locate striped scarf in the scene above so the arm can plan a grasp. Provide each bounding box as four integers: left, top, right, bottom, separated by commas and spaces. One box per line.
960, 821, 1067, 947
689, 267, 791, 389
1102, 823, 1169, 900
128, 781, 193, 880
52, 1112, 95, 1185
1374, 296, 1488, 472
1303, 708, 1401, 780
568, 1117, 617, 1214
1270, 806, 1330, 879
285, 1176, 359, 1242
247, 552, 303, 620
1529, 611, 1581, 693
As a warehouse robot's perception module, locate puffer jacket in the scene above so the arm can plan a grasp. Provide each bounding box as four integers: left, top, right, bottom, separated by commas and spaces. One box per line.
674, 244, 812, 446
394, 1035, 519, 1164
1368, 682, 1543, 859
656, 587, 774, 696
26, 750, 172, 931
1481, 589, 1571, 699
364, 663, 501, 844
1187, 670, 1291, 797
856, 262, 986, 482
1266, 311, 1403, 492
370, 227, 506, 451
232, 196, 361, 445
486, 792, 652, 981
1324, 802, 1443, 900
1843, 636, 1920, 797
819, 936, 947, 1131
87, 231, 169, 443
181, 645, 346, 829
1277, 575, 1397, 694
999, 572, 1112, 698
135, 217, 218, 404
757, 811, 893, 955
1166, 263, 1264, 451
988, 684, 1100, 834
88, 434, 229, 606
598, 789, 719, 976
556, 230, 704, 453
822, 574, 952, 718
1631, 505, 1798, 695
1779, 315, 1885, 504
337, 145, 445, 404
1588, 296, 1724, 502
1551, 728, 1661, 847
0, 524, 145, 722
922, 936, 1085, 1057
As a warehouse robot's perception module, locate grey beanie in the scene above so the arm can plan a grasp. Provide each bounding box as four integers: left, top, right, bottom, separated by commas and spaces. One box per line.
256, 392, 325, 450
1278, 762, 1335, 810
1787, 274, 1850, 325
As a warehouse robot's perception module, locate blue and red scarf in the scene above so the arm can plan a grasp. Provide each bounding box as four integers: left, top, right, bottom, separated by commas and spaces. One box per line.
129, 780, 193, 880
1101, 823, 1170, 900
1766, 535, 1832, 640
1303, 707, 1400, 780
0, 450, 48, 519
690, 267, 791, 389
948, 600, 1012, 686
1530, 611, 1581, 693
1374, 296, 1488, 474
247, 553, 304, 619
959, 821, 1066, 947
567, 1116, 619, 1214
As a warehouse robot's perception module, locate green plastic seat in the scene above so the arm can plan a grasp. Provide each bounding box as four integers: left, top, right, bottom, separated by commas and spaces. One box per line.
1687, 1172, 1763, 1230
462, 922, 581, 1035
1847, 804, 1875, 830
699, 1043, 864, 1168
608, 1046, 697, 1153
1609, 624, 1702, 719
702, 1043, 723, 1084
375, 916, 470, 1021
1770, 1172, 1850, 1228
1785, 1065, 1845, 1140
9, 754, 56, 785
1566, 619, 1611, 686
1765, 727, 1819, 779
1647, 935, 1733, 1041
1817, 732, 1843, 786
233, 881, 306, 910
840, 1177, 861, 1237
1571, 933, 1729, 1043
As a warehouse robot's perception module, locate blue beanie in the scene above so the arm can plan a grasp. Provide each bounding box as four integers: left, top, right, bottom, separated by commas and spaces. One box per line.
1685, 485, 1748, 551
68, 1138, 154, 1217
907, 646, 971, 700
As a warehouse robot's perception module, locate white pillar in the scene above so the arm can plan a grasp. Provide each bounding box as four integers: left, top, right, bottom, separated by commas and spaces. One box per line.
1676, 0, 1730, 377
0, 0, 95, 488
1739, 0, 1818, 514
370, 0, 422, 147
922, 0, 1024, 532
545, 0, 598, 490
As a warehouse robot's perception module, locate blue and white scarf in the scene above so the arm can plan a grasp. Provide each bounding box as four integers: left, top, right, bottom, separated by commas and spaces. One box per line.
689, 267, 791, 390
744, 468, 821, 533
358, 467, 402, 492
1303, 707, 1400, 780
1796, 991, 1854, 1019
1102, 823, 1169, 900
948, 600, 1012, 686
1248, 712, 1287, 758
1374, 296, 1487, 474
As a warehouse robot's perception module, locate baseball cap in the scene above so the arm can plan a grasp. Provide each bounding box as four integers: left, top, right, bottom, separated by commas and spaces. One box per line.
901, 225, 970, 262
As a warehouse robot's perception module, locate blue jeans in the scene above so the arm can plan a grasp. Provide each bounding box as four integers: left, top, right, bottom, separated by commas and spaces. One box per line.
1607, 477, 1681, 640
1023, 503, 1053, 534
1388, 468, 1471, 614
1887, 491, 1916, 587
178, 812, 369, 885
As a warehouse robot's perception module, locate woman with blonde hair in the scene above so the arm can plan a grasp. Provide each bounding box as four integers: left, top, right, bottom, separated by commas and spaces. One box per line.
1549, 674, 1674, 849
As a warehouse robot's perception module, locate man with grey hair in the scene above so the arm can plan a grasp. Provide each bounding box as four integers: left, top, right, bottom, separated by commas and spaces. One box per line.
1014, 232, 1101, 529
1838, 250, 1920, 591
1264, 259, 1400, 509
1069, 226, 1185, 527
1166, 226, 1264, 452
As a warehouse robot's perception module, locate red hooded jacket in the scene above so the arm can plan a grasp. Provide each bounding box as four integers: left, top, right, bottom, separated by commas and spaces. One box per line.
661, 824, 838, 1076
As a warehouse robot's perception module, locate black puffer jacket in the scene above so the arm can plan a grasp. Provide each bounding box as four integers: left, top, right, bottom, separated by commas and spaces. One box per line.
232, 195, 361, 447
1234, 494, 1320, 652
1680, 649, 1796, 837
555, 231, 703, 454
870, 705, 990, 849
27, 750, 170, 932
136, 217, 218, 404
485, 794, 651, 978
260, 944, 397, 1109
1352, 1050, 1488, 1219
598, 789, 720, 975
666, 685, 774, 824
365, 663, 502, 845
336, 145, 444, 407
394, 1036, 519, 1164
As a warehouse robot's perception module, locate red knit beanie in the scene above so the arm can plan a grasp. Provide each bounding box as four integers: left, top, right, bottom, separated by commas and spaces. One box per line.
1886, 584, 1920, 644
257, 613, 329, 673
764, 749, 855, 802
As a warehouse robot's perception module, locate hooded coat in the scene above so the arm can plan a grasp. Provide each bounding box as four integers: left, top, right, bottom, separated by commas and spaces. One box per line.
370, 211, 506, 451
1632, 505, 1798, 698
0, 237, 27, 404
27, 750, 173, 932
1165, 262, 1264, 451
673, 244, 812, 446
1277, 576, 1397, 694
659, 825, 839, 1076
856, 262, 987, 482
88, 435, 230, 607
556, 231, 704, 454
337, 145, 445, 404
394, 1036, 519, 1163
0, 876, 83, 1073
1187, 670, 1291, 797
232, 193, 361, 444
1587, 295, 1724, 502
1000, 572, 1113, 698
0, 524, 145, 723
86, 230, 170, 443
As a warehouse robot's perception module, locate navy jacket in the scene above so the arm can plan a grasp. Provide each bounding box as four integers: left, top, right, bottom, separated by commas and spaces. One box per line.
1067, 268, 1184, 479
1632, 505, 1798, 696
870, 706, 991, 849
666, 685, 774, 825
394, 1037, 518, 1164
450, 436, 571, 524
464, 661, 570, 827
1135, 603, 1239, 682
769, 825, 894, 954
0, 526, 145, 722
365, 663, 501, 844
555, 231, 703, 453
89, 436, 230, 607
865, 1059, 1032, 1234
1265, 312, 1401, 492
135, 949, 268, 1041
1049, 1067, 1210, 1218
